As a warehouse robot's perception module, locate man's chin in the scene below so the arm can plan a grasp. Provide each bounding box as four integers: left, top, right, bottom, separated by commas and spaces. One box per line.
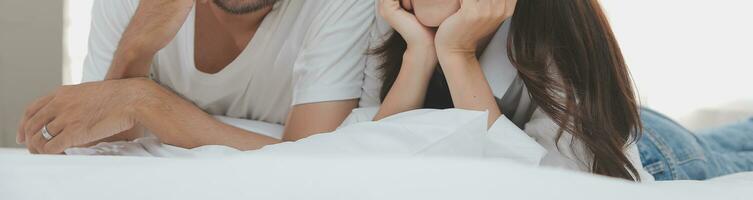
212, 0, 278, 15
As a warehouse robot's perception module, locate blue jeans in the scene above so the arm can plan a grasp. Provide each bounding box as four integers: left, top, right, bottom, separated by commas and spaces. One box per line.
638, 108, 753, 180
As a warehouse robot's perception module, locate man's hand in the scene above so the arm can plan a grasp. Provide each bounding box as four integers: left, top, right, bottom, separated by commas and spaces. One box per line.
108, 0, 195, 79
121, 0, 195, 53
88, 0, 196, 144
17, 78, 155, 154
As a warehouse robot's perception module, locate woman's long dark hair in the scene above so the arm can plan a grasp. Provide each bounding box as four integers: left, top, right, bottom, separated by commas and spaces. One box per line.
373, 0, 642, 181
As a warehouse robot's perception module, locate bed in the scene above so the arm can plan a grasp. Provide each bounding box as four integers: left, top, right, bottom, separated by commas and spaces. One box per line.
1, 152, 751, 200
1, 109, 751, 200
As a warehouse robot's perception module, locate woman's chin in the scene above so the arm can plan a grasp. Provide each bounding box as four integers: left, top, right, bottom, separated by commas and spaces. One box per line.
416, 18, 442, 28
411, 0, 460, 28
415, 12, 455, 28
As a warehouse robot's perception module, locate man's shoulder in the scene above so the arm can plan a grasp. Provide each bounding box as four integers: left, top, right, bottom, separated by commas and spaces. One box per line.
275, 0, 374, 31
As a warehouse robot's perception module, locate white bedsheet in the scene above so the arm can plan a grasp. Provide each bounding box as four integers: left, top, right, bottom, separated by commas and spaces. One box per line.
2, 109, 751, 199
0, 154, 751, 200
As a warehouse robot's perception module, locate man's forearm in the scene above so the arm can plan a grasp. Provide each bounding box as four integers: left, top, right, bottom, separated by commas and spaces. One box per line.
106, 0, 194, 79
130, 79, 281, 150
106, 44, 156, 79
97, 1, 195, 142
92, 44, 156, 145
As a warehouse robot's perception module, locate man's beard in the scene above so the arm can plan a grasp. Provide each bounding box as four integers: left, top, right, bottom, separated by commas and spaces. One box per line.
213, 0, 279, 15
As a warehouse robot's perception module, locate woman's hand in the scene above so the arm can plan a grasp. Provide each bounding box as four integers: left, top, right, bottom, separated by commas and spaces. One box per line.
435, 0, 517, 59
373, 0, 441, 121
378, 0, 436, 47
17, 79, 158, 154
431, 0, 516, 126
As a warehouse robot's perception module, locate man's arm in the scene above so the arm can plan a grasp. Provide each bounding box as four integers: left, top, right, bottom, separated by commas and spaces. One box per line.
130, 79, 281, 149
134, 80, 357, 148
132, 0, 373, 147
18, 0, 142, 146
91, 0, 195, 144
106, 0, 194, 79
20, 0, 372, 153
103, 0, 359, 147
283, 101, 359, 141
22, 78, 354, 153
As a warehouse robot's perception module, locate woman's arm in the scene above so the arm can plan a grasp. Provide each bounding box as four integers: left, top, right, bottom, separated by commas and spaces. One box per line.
373, 47, 437, 120
437, 53, 502, 126
433, 0, 517, 126
373, 0, 439, 120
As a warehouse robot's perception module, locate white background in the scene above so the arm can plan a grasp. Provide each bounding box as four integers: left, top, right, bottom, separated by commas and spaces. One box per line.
64, 0, 753, 121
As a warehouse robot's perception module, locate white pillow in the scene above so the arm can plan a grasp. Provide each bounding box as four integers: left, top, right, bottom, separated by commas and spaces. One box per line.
253, 108, 488, 157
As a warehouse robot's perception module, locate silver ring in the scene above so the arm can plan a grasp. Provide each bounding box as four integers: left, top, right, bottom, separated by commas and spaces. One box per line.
41, 125, 54, 141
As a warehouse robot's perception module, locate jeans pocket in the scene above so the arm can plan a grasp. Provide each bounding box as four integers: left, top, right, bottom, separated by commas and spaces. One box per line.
642, 161, 672, 180
639, 131, 673, 180
677, 158, 711, 180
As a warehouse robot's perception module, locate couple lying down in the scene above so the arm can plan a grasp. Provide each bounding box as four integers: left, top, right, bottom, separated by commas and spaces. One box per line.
16, 0, 753, 182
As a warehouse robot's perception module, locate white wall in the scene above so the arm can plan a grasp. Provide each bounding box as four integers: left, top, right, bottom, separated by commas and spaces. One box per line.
601, 0, 753, 120
0, 0, 64, 147
64, 0, 94, 85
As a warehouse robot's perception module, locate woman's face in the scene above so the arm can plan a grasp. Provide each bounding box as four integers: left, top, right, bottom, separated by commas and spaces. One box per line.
401, 0, 461, 27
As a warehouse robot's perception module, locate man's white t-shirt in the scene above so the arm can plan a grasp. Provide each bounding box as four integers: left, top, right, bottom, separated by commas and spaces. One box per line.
83, 0, 375, 125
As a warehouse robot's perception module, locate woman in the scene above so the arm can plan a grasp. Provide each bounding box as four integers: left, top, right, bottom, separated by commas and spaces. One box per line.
370, 0, 753, 181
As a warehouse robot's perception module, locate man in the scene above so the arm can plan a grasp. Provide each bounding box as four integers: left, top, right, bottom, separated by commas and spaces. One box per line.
17, 0, 375, 154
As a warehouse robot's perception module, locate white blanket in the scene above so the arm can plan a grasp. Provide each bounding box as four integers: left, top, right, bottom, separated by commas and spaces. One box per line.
63, 109, 547, 167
